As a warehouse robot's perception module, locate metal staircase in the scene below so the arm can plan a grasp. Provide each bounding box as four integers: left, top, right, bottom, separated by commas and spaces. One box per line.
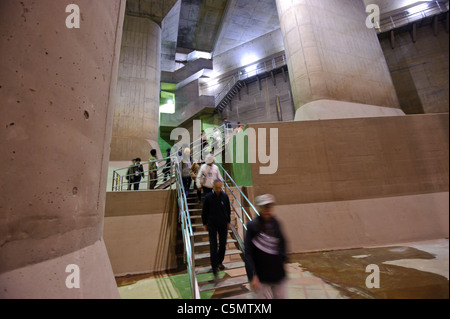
213, 54, 288, 114
111, 124, 260, 299
185, 189, 250, 298
174, 126, 261, 299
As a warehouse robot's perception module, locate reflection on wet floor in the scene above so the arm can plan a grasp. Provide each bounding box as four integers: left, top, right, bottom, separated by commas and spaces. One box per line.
116, 239, 449, 299
290, 243, 449, 299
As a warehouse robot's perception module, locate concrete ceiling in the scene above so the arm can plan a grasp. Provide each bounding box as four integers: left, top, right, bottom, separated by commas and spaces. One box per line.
177, 0, 228, 52
126, 0, 180, 24
152, 0, 445, 72
165, 0, 281, 56
213, 0, 280, 56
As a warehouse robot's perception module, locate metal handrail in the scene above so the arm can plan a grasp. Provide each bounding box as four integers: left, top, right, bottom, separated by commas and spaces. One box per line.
212, 54, 287, 107
111, 124, 228, 192
376, 0, 448, 34
190, 124, 226, 163
217, 162, 260, 220
174, 159, 200, 299
109, 123, 261, 299
111, 157, 175, 191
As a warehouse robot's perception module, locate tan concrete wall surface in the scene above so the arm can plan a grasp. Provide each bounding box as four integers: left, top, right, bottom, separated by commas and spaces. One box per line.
248, 114, 449, 251
110, 15, 162, 161
249, 114, 449, 205
274, 192, 449, 254
0, 0, 126, 298
381, 22, 449, 114
276, 0, 400, 110
103, 190, 178, 275
0, 240, 119, 299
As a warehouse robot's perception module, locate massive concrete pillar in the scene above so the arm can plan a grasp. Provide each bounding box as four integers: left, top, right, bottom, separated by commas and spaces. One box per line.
275, 0, 402, 120
0, 0, 125, 298
110, 15, 162, 161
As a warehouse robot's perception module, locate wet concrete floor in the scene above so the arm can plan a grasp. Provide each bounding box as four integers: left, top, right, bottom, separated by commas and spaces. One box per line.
116, 239, 449, 299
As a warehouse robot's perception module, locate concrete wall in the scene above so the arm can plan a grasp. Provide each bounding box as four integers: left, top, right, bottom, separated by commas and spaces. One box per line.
248, 114, 449, 253
110, 15, 162, 161
221, 71, 295, 125
276, 0, 400, 111
0, 0, 125, 298
380, 21, 449, 114
103, 190, 178, 276
212, 28, 285, 80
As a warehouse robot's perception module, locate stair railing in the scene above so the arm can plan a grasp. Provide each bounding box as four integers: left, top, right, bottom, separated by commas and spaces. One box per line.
174, 158, 201, 299
214, 54, 287, 107
216, 163, 260, 253
111, 157, 175, 191
190, 124, 226, 163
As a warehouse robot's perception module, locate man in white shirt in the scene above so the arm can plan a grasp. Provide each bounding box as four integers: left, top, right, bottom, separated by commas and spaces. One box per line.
196, 155, 224, 196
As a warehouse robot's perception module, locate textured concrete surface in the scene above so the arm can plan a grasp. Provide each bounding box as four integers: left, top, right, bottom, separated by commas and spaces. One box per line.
0, 0, 126, 297
276, 0, 400, 110
110, 15, 162, 161
380, 21, 449, 114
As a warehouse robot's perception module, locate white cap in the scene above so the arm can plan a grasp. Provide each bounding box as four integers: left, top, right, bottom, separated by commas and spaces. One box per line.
255, 194, 275, 206
184, 148, 191, 155
205, 155, 215, 164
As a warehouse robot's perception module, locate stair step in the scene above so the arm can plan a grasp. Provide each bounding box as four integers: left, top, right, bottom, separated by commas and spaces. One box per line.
194, 249, 242, 261
193, 230, 232, 237
194, 238, 237, 247
195, 261, 245, 275
199, 275, 248, 293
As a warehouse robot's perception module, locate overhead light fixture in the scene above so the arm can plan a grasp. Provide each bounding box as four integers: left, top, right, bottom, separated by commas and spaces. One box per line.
187, 51, 212, 62
241, 53, 259, 68
160, 99, 175, 114
407, 1, 433, 15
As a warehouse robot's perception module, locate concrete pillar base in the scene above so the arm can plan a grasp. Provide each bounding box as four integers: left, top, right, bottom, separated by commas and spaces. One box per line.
295, 100, 405, 121
0, 240, 120, 299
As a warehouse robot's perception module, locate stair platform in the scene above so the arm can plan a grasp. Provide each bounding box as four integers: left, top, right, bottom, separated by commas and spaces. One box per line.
195, 261, 245, 275
199, 275, 248, 293
194, 249, 242, 261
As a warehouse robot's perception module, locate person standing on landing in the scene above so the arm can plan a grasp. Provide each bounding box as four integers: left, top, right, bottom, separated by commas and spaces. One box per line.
202, 179, 231, 279
244, 194, 288, 299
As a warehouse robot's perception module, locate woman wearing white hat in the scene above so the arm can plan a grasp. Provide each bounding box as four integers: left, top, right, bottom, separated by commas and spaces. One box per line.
244, 194, 288, 299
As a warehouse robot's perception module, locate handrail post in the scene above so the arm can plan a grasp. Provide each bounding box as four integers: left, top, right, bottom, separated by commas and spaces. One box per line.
112, 171, 116, 192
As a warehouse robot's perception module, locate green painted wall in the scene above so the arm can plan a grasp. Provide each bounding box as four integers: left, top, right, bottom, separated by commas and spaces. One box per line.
224, 126, 253, 187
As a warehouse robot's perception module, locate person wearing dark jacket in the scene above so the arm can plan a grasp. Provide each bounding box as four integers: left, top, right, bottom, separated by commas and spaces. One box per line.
245, 194, 288, 299
202, 179, 231, 278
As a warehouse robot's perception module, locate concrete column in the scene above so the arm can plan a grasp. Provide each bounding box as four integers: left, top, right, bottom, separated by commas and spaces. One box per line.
275, 0, 401, 119
110, 15, 162, 161
0, 0, 125, 298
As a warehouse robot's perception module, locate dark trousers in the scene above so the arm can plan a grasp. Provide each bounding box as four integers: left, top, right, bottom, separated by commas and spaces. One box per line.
133, 176, 142, 190
208, 223, 228, 273
149, 172, 157, 189
182, 176, 191, 198
202, 187, 212, 198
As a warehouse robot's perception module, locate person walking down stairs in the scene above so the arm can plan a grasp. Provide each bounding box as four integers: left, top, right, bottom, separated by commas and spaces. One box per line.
202, 179, 231, 280
244, 194, 288, 299
196, 155, 223, 197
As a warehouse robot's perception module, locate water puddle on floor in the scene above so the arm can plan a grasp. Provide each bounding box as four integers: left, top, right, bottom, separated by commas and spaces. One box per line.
289, 245, 449, 299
